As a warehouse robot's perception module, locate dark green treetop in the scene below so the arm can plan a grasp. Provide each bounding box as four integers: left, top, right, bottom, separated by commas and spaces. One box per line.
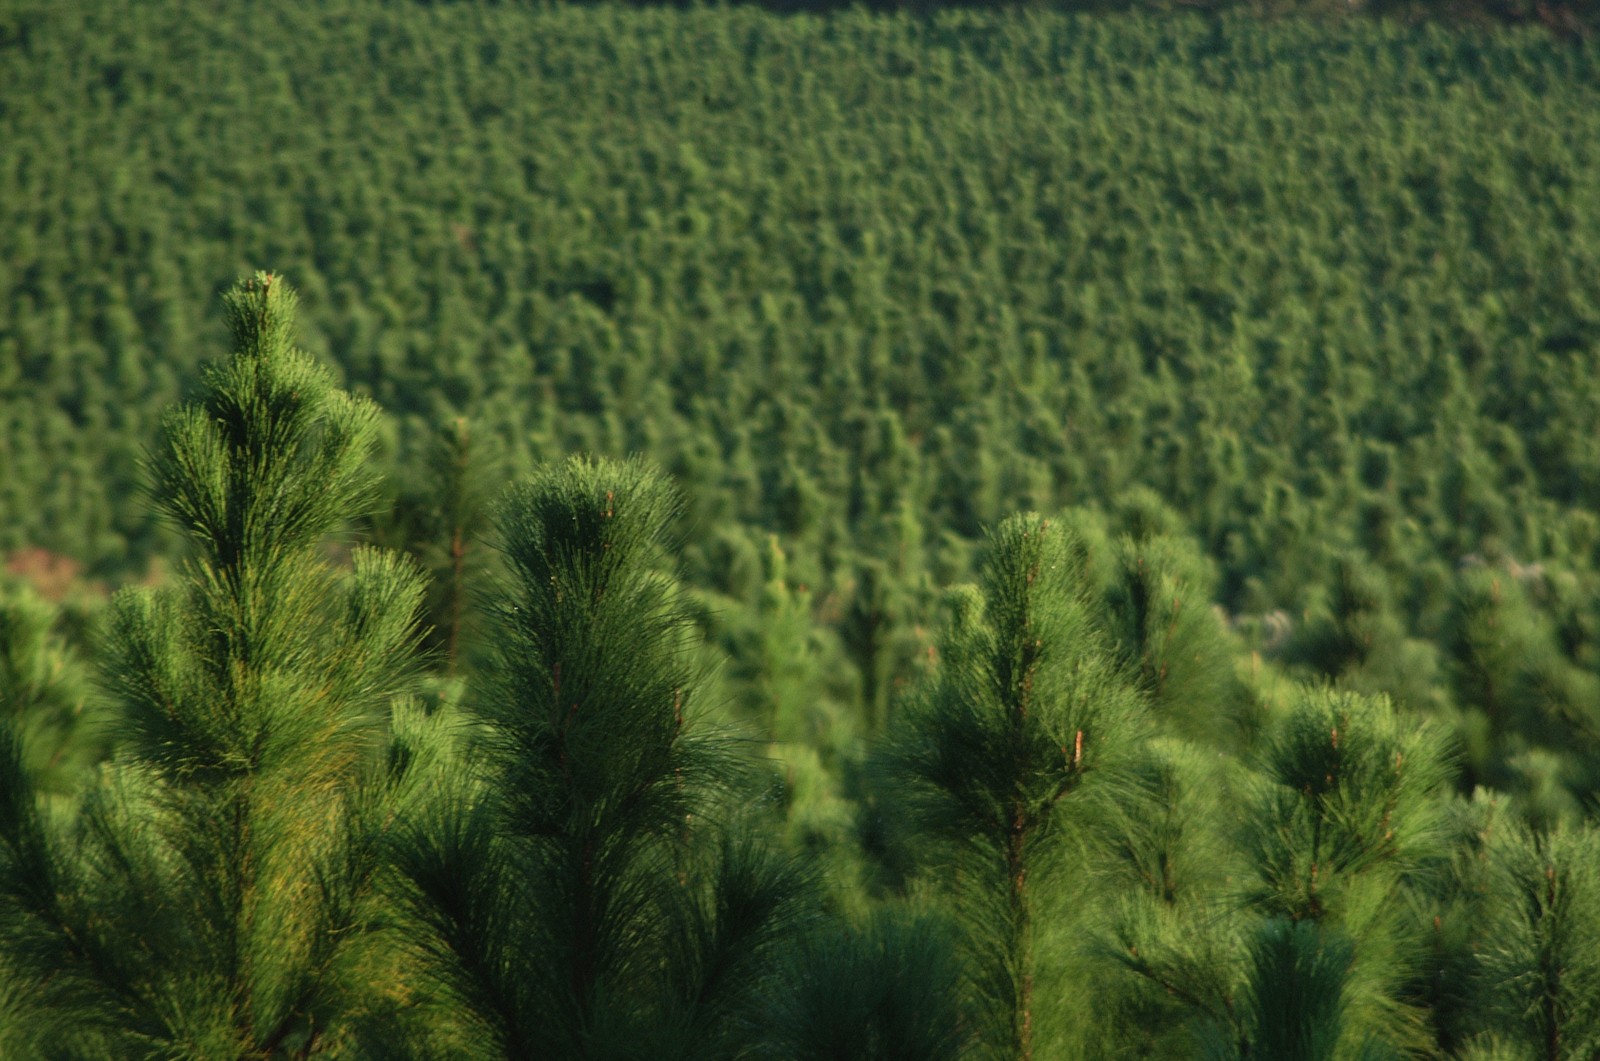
379, 456, 815, 1060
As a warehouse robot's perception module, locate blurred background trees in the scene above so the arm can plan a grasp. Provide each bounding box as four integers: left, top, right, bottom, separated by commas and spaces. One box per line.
2, 0, 1600, 1052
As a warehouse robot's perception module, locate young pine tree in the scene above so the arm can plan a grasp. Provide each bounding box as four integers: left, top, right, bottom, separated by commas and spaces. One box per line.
381, 457, 813, 1060
373, 414, 501, 679
1111, 688, 1458, 1059
755, 906, 972, 1061
876, 513, 1147, 1061
1104, 738, 1254, 1059
1236, 688, 1457, 1057
0, 578, 104, 800
1445, 567, 1599, 825
1102, 531, 1250, 750
0, 272, 428, 1057
1466, 819, 1600, 1059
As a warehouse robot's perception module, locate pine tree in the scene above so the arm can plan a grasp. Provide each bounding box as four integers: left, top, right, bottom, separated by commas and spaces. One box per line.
380, 456, 814, 1059
1102, 530, 1249, 750
0, 577, 103, 800
1445, 565, 1598, 823
1236, 688, 1456, 1056
1467, 819, 1600, 1059
755, 906, 973, 1061
1288, 552, 1449, 717
1193, 918, 1387, 1061
875, 513, 1147, 1060
1104, 738, 1254, 1059
1109, 687, 1459, 1059
748, 536, 865, 895
373, 414, 501, 679
0, 272, 427, 1057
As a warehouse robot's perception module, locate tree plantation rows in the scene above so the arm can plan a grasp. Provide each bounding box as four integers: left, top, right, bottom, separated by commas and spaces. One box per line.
4, 273, 1600, 1059
3, 6, 1600, 810
1, 1, 1599, 1054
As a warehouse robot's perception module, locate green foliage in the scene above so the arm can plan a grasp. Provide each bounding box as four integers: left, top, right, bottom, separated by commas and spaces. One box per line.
1194, 919, 1379, 1061
1446, 564, 1600, 821
1101, 739, 1253, 1057
1239, 690, 1457, 1053
370, 415, 504, 676
0, 274, 428, 1057
1102, 529, 1249, 748
755, 907, 973, 1061
380, 456, 817, 1058
2, 0, 1600, 1052
1466, 820, 1600, 1060
1105, 690, 1461, 1058
5, 1, 1600, 764
1246, 689, 1456, 917
878, 514, 1149, 1058
0, 580, 102, 800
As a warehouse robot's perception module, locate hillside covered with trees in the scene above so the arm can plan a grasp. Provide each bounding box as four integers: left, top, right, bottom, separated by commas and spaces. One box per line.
2, 0, 1600, 1056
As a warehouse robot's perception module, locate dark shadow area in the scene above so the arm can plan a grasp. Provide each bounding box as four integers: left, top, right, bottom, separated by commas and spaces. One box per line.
405, 0, 1594, 37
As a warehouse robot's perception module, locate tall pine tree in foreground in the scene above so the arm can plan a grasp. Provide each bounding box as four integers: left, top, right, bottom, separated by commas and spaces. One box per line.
876, 513, 1147, 1060
380, 457, 814, 1060
0, 273, 427, 1057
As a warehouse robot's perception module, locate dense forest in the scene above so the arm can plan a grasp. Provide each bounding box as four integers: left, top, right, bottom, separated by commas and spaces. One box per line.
2, 0, 1600, 1056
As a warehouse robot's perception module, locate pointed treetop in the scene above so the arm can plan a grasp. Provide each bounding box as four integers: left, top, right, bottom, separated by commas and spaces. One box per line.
150, 272, 381, 570
221, 270, 298, 362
